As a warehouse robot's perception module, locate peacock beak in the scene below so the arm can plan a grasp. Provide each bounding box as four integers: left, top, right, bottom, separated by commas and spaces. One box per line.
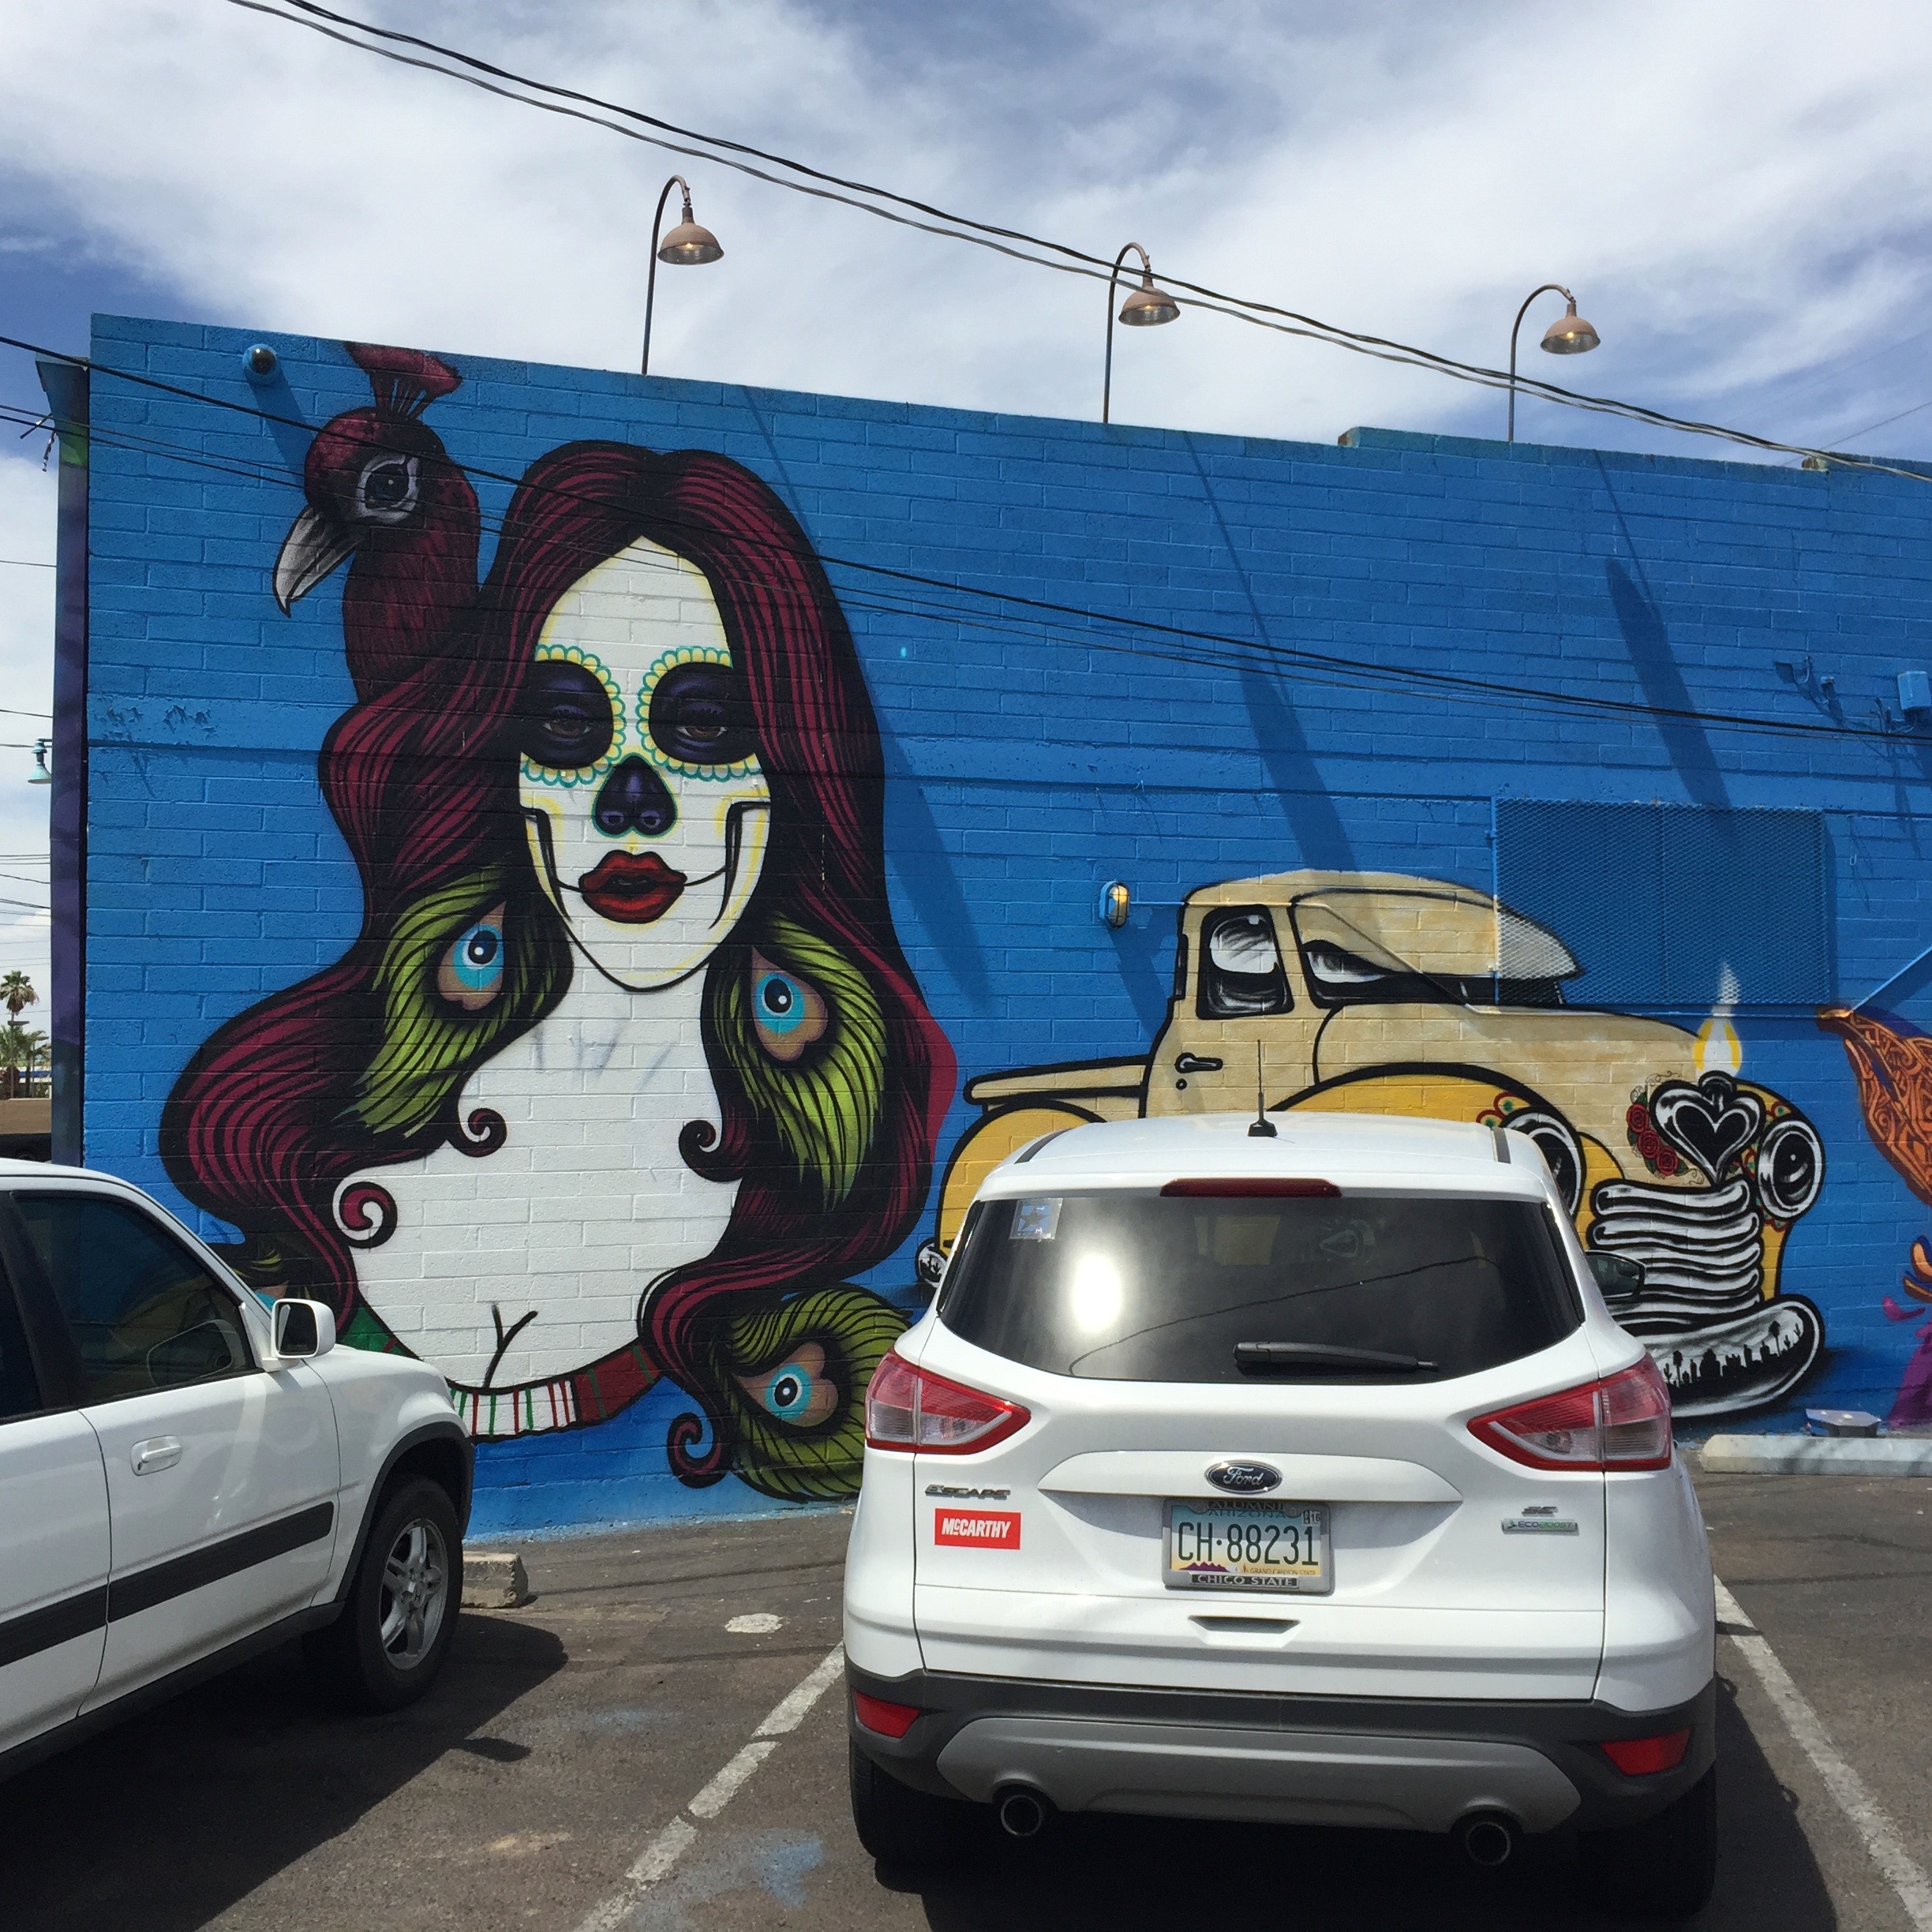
273, 504, 359, 613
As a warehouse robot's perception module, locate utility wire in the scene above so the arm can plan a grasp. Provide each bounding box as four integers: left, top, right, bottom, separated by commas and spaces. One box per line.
7, 365, 1924, 757
1, 354, 1923, 758
227, 0, 1932, 481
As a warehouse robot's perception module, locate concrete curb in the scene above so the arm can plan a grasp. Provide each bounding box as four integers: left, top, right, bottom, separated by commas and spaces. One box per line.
462, 1550, 534, 1608
1700, 1434, 1932, 1477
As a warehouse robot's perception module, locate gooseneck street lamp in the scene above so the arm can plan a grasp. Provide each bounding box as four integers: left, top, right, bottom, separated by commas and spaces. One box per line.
1507, 283, 1601, 442
1103, 242, 1180, 424
642, 175, 724, 377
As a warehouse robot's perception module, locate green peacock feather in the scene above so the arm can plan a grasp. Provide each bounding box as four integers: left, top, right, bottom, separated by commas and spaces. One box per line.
713, 913, 886, 1205
353, 866, 567, 1140
721, 1284, 907, 1502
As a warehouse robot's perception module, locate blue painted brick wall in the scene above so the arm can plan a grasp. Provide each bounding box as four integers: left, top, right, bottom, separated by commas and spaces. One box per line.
72, 314, 1932, 1529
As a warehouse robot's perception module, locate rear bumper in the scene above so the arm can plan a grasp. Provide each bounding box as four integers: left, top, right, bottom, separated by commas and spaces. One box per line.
848, 1662, 1715, 1836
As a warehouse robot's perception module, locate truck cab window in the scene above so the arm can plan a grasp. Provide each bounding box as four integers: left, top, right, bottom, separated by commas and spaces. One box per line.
1196, 908, 1291, 1019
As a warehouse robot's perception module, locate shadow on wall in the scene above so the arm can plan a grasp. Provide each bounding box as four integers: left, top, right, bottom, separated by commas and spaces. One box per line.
882, 732, 991, 1008
1241, 669, 1357, 871
1604, 556, 1730, 812
1107, 903, 1172, 1037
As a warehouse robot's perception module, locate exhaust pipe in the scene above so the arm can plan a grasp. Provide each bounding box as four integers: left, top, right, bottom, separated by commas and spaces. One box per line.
994, 1785, 1053, 1838
1453, 1810, 1519, 1868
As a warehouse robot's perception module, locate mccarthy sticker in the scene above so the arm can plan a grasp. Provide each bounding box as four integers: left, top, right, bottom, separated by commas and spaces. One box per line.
934, 1509, 1021, 1548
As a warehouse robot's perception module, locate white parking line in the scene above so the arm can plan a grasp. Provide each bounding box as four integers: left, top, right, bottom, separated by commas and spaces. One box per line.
573, 1645, 845, 1932
1717, 1578, 1932, 1931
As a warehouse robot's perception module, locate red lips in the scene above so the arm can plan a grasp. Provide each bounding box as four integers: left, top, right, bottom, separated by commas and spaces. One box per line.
578, 851, 686, 924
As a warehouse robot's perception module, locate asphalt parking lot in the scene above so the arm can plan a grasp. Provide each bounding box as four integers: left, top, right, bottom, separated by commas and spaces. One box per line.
1, 1468, 1927, 1932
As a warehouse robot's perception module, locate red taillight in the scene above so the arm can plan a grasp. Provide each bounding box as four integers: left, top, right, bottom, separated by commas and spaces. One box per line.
863, 1353, 919, 1447
1601, 1728, 1690, 1775
1468, 1357, 1672, 1471
863, 1352, 1031, 1455
852, 1692, 923, 1739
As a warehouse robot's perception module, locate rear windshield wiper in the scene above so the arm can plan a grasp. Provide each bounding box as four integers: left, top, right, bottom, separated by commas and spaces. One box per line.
1234, 1341, 1440, 1376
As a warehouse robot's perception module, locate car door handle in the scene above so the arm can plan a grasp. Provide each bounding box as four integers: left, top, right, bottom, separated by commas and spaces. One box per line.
1174, 1054, 1224, 1073
131, 1436, 182, 1476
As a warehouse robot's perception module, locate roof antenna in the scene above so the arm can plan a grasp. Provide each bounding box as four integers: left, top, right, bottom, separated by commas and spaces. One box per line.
1248, 1043, 1277, 1138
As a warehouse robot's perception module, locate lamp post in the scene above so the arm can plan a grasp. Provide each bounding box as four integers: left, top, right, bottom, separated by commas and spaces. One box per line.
641, 175, 724, 377
1103, 242, 1180, 424
1507, 284, 1601, 442
27, 739, 50, 786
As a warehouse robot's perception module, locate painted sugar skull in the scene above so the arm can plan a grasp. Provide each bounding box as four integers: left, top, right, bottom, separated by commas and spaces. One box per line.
163, 360, 953, 1501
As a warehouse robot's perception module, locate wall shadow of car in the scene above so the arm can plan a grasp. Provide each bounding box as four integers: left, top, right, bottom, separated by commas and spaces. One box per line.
0, 1612, 565, 1932
879, 1676, 1829, 1932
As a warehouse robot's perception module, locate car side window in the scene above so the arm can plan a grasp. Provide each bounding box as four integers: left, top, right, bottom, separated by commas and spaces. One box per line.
14, 1193, 253, 1403
1196, 908, 1292, 1019
0, 1255, 43, 1423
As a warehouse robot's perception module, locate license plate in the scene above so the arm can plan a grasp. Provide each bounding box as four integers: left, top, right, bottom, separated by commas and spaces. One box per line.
1163, 1500, 1331, 1593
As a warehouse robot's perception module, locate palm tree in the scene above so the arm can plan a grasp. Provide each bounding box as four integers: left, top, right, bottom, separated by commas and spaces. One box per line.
0, 978, 39, 1101
0, 1022, 39, 1102
0, 972, 34, 1022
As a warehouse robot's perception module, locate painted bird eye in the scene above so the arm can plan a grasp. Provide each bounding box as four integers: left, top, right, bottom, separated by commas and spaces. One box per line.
747, 1344, 837, 1426
766, 1365, 811, 1420
749, 953, 829, 1062
519, 661, 616, 770
356, 454, 420, 523
437, 905, 506, 1011
649, 661, 755, 766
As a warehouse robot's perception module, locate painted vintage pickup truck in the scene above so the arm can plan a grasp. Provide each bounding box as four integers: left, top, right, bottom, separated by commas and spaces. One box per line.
923, 871, 1827, 1418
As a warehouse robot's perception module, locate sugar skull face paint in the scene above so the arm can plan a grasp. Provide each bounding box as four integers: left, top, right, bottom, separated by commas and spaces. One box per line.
518, 539, 770, 990
167, 424, 957, 1507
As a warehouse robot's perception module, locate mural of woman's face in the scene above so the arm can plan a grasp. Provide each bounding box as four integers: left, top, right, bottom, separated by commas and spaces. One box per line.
517, 540, 771, 987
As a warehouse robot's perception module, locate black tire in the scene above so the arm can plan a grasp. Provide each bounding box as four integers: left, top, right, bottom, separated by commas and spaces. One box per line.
305, 1477, 462, 1713
1579, 1767, 1717, 1919
848, 1740, 978, 1865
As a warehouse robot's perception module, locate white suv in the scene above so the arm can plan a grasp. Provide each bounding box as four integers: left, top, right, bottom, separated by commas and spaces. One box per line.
0, 1160, 472, 1776
845, 1113, 1717, 1919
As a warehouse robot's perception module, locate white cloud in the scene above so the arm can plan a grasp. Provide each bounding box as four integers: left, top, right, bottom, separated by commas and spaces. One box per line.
1, 0, 1930, 1061
2, 0, 1932, 460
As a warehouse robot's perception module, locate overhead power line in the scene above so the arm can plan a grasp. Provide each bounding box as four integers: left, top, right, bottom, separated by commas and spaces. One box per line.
0, 353, 1925, 765
227, 0, 1932, 481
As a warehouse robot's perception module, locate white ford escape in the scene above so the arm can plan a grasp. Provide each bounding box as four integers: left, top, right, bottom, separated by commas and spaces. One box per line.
0, 1161, 472, 1777
845, 1114, 1717, 1919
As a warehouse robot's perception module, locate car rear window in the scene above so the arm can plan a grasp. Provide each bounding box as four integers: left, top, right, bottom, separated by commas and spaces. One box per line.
937, 1190, 1582, 1383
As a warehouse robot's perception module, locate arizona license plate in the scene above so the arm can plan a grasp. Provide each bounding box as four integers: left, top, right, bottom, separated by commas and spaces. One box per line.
1163, 1500, 1331, 1593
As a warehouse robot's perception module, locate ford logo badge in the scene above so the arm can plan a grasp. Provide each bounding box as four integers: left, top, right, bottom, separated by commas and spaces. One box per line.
1206, 1460, 1281, 1495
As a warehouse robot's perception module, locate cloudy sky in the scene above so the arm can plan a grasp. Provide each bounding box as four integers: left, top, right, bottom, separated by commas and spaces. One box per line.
4, 0, 1932, 994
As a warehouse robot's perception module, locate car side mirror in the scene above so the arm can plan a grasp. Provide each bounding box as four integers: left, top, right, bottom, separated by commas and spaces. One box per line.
1587, 1252, 1646, 1304
271, 1297, 337, 1361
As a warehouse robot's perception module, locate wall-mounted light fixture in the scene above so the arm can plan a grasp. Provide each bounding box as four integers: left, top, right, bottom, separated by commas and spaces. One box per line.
1507, 284, 1600, 442
642, 175, 724, 377
28, 738, 51, 785
1098, 880, 1130, 929
1900, 670, 1932, 717
242, 344, 279, 382
1103, 244, 1179, 425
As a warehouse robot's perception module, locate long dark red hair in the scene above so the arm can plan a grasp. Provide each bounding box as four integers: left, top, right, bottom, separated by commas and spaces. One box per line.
163, 443, 953, 1478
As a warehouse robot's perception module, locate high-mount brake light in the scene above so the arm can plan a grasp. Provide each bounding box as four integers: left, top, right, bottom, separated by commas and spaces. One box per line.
1160, 1178, 1341, 1198
1468, 1357, 1673, 1471
863, 1352, 1031, 1455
